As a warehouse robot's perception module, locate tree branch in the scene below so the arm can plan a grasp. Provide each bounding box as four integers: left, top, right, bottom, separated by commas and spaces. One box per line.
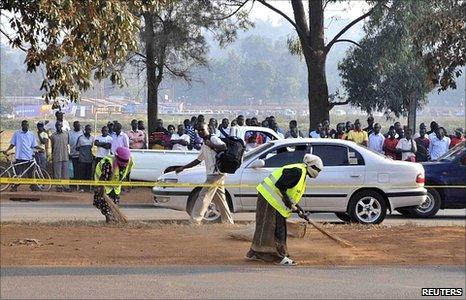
256, 0, 299, 31
329, 99, 350, 109
206, 0, 249, 21
0, 28, 28, 52
328, 39, 362, 48
164, 63, 191, 81
135, 51, 147, 59
325, 3, 381, 52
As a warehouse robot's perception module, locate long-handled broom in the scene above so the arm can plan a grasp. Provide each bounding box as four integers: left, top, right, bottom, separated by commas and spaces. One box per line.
296, 207, 353, 248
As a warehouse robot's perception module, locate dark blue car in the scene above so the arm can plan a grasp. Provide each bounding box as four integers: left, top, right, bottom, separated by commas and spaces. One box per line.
398, 142, 465, 217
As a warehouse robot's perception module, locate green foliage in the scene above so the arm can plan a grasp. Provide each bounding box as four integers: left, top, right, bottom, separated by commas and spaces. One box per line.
412, 0, 465, 90
338, 0, 439, 118
138, 0, 252, 82
1, 0, 140, 102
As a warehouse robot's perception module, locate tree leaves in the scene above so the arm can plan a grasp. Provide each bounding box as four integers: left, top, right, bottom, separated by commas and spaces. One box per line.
1, 0, 140, 102
338, 0, 465, 118
338, 0, 433, 118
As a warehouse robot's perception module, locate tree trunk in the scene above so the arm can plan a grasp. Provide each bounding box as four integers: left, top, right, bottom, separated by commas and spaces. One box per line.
143, 12, 158, 136
307, 0, 329, 132
407, 93, 417, 133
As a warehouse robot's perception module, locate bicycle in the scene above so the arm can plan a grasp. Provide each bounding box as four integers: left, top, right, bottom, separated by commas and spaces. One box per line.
0, 153, 52, 192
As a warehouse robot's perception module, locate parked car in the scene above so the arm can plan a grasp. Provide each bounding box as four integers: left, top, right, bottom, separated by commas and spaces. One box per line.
152, 139, 427, 224
397, 142, 465, 217
130, 126, 281, 181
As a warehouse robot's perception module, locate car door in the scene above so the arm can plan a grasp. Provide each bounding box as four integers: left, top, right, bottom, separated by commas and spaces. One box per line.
308, 144, 366, 212
444, 149, 466, 207
238, 143, 310, 208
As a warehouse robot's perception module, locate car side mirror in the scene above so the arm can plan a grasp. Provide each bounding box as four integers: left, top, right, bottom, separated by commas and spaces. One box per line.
249, 159, 265, 169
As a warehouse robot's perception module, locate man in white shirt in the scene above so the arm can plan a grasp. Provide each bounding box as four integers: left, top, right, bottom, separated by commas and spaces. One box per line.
396, 128, 417, 161
94, 125, 113, 165
44, 111, 71, 133
35, 121, 49, 170
111, 122, 129, 154
230, 114, 249, 140
175, 123, 233, 225
171, 124, 190, 151
368, 123, 385, 154
218, 118, 230, 138
429, 128, 451, 160
68, 121, 83, 181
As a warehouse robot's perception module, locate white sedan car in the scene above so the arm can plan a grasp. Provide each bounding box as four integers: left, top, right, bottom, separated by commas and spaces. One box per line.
152, 139, 427, 224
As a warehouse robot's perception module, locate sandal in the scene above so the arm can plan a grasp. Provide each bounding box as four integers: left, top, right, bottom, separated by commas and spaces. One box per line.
245, 254, 261, 261
276, 257, 297, 266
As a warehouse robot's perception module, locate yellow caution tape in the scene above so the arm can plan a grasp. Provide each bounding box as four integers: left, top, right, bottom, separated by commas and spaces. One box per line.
0, 177, 465, 189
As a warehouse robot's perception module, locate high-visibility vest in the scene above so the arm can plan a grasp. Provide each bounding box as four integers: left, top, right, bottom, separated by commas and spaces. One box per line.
94, 155, 134, 195
256, 163, 307, 218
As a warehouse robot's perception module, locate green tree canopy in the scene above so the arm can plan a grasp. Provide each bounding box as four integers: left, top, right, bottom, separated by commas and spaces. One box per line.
338, 0, 464, 127
1, 0, 141, 103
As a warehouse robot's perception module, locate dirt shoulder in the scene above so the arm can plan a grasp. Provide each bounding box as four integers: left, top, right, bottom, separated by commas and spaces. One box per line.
1, 222, 464, 266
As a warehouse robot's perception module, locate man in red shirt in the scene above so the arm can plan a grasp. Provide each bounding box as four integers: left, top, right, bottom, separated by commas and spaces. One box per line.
450, 128, 465, 148
383, 126, 399, 159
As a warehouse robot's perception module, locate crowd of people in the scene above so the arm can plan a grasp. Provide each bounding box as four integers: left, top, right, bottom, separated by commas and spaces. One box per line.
145, 114, 464, 163
2, 111, 465, 193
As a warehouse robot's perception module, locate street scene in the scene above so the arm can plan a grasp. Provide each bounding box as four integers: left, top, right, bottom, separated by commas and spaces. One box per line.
1, 0, 465, 299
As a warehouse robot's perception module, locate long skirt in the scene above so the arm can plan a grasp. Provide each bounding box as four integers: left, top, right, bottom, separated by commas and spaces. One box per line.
246, 194, 288, 263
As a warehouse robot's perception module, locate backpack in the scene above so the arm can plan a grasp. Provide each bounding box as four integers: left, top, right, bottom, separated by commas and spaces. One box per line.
216, 130, 245, 174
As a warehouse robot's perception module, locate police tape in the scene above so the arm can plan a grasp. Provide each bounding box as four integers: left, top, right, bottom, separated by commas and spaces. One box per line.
0, 177, 465, 189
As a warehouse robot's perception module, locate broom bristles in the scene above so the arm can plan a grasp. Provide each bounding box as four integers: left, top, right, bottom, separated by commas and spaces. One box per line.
307, 219, 354, 248
102, 193, 128, 223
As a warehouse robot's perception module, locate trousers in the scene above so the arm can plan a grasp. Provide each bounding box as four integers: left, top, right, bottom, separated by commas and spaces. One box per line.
78, 161, 93, 191
190, 174, 234, 224
53, 161, 69, 188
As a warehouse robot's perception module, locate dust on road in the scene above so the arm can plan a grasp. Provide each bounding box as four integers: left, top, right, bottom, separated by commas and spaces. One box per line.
1, 222, 464, 266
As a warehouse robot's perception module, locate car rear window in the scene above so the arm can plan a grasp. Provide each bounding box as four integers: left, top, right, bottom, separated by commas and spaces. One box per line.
312, 145, 365, 166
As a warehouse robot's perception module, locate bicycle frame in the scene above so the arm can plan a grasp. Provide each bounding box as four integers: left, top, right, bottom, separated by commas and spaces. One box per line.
3, 156, 42, 179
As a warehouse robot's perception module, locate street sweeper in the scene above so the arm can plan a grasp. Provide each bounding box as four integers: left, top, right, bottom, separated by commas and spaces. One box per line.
93, 146, 134, 223
246, 153, 323, 266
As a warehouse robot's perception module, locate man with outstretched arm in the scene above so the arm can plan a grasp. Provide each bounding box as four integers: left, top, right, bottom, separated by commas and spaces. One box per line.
175, 123, 234, 225
246, 154, 323, 266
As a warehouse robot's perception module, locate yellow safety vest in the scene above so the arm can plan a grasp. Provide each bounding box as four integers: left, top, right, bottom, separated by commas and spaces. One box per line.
94, 155, 134, 195
256, 163, 307, 218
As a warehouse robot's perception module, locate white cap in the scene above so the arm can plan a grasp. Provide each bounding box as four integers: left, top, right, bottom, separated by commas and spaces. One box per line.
303, 154, 323, 178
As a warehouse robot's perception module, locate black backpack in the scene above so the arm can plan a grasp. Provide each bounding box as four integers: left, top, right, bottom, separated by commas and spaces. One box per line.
216, 128, 245, 174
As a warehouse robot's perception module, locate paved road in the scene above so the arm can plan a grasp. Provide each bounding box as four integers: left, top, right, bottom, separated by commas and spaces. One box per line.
1, 202, 465, 225
1, 266, 465, 299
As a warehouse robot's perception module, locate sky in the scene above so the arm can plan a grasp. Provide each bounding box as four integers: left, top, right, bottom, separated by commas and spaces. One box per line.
248, 0, 370, 25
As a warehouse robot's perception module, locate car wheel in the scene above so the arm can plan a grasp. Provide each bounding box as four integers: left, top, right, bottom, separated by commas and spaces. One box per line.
408, 188, 441, 218
334, 212, 351, 223
348, 190, 387, 224
186, 189, 221, 223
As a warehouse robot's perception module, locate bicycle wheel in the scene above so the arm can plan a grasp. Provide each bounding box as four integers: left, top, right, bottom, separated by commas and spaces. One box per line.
0, 166, 11, 192
33, 167, 52, 191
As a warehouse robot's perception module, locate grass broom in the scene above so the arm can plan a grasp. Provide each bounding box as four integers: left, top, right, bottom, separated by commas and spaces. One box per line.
99, 188, 128, 223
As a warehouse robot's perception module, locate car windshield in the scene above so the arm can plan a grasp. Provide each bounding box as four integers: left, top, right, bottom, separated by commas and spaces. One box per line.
243, 142, 274, 161
438, 142, 465, 162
